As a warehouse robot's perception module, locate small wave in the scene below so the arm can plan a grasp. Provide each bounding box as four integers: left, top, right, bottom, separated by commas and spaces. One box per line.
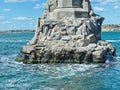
106, 40, 120, 42
0, 54, 23, 65
0, 40, 30, 43
113, 56, 120, 61
24, 64, 100, 79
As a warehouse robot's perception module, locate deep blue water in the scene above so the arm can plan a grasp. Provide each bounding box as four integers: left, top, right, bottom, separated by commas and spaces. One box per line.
0, 32, 120, 90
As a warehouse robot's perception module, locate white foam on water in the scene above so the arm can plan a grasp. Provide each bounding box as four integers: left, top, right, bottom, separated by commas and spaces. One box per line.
114, 56, 120, 61
27, 64, 100, 81
106, 40, 120, 42
0, 39, 30, 43
0, 54, 24, 68
0, 56, 9, 61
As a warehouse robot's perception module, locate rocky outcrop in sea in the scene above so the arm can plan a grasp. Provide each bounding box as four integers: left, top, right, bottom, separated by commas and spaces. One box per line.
16, 0, 116, 64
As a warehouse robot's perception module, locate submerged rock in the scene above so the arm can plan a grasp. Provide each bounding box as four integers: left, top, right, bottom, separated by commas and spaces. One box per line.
16, 0, 116, 64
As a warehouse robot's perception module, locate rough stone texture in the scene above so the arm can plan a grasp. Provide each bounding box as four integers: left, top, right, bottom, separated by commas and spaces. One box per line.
16, 0, 116, 64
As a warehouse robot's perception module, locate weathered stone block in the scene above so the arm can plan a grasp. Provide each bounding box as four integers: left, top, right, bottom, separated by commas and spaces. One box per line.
22, 45, 35, 54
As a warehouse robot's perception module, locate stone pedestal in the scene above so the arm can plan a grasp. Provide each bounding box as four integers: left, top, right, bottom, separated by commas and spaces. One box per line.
16, 0, 116, 64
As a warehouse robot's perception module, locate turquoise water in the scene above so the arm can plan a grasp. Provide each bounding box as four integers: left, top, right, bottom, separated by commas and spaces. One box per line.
0, 32, 120, 90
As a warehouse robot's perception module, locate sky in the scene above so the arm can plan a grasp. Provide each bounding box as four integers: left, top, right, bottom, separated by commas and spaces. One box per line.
0, 0, 120, 30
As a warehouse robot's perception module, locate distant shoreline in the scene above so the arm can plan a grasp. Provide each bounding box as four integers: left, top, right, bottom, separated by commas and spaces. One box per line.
102, 24, 120, 32
0, 30, 35, 33
102, 27, 120, 32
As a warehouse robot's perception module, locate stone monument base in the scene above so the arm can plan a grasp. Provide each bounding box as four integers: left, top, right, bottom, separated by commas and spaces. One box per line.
16, 40, 115, 64
16, 0, 116, 64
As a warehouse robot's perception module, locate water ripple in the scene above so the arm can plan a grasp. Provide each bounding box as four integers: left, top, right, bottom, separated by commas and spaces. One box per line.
0, 32, 120, 89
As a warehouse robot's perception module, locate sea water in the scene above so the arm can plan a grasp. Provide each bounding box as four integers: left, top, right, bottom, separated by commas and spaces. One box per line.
0, 32, 120, 90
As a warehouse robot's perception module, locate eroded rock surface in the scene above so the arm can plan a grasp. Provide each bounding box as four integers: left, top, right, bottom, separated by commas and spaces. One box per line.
16, 0, 116, 64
